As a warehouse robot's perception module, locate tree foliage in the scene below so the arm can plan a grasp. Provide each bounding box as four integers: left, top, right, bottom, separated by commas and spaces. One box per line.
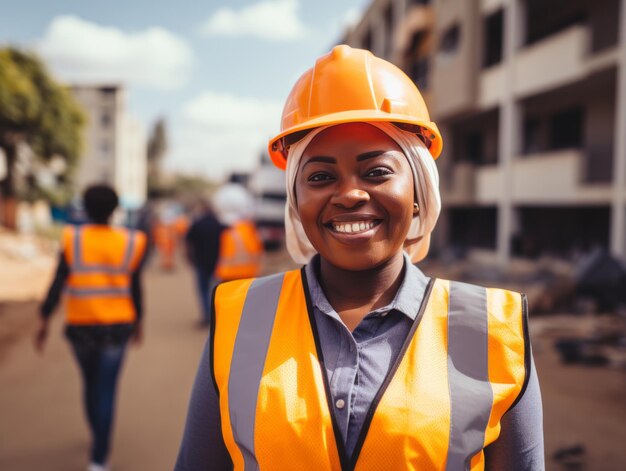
0, 47, 85, 206
147, 118, 167, 163
147, 117, 168, 196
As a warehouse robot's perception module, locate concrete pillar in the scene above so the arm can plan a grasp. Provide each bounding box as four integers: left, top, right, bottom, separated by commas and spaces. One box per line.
610, 0, 626, 260
372, 14, 386, 58
496, 0, 521, 266
437, 123, 453, 253
392, 0, 407, 63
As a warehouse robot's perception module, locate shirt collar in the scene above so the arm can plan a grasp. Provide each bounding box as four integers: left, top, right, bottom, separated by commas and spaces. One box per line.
304, 252, 430, 321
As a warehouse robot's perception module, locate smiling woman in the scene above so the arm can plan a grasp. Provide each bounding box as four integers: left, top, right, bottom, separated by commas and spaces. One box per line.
175, 45, 545, 471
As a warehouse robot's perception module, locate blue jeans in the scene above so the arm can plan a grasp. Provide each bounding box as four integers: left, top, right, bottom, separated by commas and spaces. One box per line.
195, 266, 217, 324
70, 342, 126, 465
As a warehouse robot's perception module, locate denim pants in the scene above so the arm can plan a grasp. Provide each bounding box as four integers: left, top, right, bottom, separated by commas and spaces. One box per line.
70, 342, 127, 465
194, 266, 217, 324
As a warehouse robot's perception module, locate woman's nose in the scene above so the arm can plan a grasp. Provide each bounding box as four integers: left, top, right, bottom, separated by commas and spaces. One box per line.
330, 183, 370, 209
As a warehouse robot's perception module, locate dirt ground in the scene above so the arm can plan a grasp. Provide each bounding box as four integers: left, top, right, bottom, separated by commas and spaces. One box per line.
0, 248, 624, 470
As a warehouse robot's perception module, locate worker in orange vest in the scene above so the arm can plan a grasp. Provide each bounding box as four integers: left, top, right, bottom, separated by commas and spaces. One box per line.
176, 46, 543, 470
153, 208, 178, 272
35, 184, 147, 471
215, 219, 263, 282
213, 182, 263, 282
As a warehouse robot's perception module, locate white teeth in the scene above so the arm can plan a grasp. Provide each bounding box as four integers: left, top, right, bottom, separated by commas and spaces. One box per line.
332, 221, 377, 233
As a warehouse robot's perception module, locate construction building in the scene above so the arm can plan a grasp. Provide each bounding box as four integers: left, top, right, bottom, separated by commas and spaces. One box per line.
69, 85, 147, 211
342, 0, 626, 264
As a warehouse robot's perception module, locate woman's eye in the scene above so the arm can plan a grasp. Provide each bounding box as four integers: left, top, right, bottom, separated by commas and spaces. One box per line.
365, 167, 393, 177
308, 172, 333, 182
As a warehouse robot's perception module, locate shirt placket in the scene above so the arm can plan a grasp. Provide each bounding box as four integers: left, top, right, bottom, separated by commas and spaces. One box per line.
329, 323, 359, 443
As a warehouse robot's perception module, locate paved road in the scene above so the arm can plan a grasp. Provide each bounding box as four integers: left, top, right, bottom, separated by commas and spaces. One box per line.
0, 260, 211, 471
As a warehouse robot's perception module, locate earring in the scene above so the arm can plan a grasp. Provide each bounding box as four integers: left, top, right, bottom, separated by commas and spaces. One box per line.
413, 202, 419, 214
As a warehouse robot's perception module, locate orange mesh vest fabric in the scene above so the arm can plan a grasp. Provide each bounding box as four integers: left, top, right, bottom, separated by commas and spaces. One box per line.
212, 270, 528, 470
215, 221, 263, 281
63, 225, 146, 325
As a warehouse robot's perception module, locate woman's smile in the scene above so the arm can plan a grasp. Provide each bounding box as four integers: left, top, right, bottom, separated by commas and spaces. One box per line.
324, 213, 382, 234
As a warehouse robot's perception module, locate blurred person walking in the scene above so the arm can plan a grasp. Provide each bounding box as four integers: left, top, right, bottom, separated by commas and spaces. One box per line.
35, 184, 147, 471
153, 206, 179, 272
184, 201, 224, 326
133, 200, 156, 262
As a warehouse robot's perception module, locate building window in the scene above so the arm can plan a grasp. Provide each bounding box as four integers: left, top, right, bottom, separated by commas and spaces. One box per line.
101, 112, 111, 128
450, 208, 497, 250
439, 24, 460, 57
525, 0, 586, 45
100, 140, 111, 158
362, 29, 373, 52
483, 10, 503, 68
99, 86, 116, 97
410, 57, 429, 90
516, 207, 609, 258
464, 132, 484, 164
522, 116, 542, 154
549, 107, 583, 149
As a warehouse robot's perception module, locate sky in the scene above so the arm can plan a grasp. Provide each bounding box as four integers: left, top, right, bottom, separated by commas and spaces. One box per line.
0, 0, 369, 180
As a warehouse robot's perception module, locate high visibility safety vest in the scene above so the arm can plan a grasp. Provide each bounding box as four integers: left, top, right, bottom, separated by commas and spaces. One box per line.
215, 221, 263, 281
63, 225, 147, 325
211, 269, 529, 471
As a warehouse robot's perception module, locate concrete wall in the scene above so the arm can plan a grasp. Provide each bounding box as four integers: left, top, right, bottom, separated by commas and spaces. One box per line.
432, 0, 480, 119
70, 86, 122, 192
514, 25, 590, 98
116, 116, 147, 210
476, 150, 612, 204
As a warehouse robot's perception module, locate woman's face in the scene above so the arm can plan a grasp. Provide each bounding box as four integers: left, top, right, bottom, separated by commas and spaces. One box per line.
295, 123, 415, 271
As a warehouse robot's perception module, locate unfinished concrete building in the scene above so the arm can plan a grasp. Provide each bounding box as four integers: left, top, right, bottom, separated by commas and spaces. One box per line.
343, 0, 626, 263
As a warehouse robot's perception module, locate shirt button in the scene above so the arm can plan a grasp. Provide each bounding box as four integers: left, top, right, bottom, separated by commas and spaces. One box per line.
335, 399, 345, 409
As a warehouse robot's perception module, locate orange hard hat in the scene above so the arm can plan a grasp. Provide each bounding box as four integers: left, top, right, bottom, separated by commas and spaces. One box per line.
268, 45, 442, 169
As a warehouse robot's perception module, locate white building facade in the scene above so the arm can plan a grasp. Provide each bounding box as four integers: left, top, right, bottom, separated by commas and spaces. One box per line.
343, 0, 626, 263
70, 85, 147, 211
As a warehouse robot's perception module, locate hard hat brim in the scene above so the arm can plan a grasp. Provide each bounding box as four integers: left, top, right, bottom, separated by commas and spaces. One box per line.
268, 110, 443, 170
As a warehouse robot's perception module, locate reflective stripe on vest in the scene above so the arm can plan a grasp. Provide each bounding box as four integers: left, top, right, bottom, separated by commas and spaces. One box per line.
446, 282, 492, 470
65, 287, 131, 297
228, 273, 284, 469
71, 226, 136, 275
212, 270, 528, 471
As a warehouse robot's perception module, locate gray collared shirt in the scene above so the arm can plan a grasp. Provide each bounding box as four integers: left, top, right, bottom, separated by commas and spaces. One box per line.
175, 256, 544, 470
304, 253, 429, 456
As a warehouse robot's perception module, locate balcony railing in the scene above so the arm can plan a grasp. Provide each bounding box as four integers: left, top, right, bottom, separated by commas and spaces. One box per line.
474, 149, 612, 204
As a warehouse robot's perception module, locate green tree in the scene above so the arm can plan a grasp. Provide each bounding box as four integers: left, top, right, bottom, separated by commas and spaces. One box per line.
0, 47, 85, 227
147, 118, 168, 196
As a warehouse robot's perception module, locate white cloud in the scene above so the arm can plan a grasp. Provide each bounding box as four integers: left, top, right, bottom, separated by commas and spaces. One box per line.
199, 0, 308, 41
341, 7, 363, 31
168, 91, 283, 179
183, 91, 283, 128
38, 15, 194, 90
